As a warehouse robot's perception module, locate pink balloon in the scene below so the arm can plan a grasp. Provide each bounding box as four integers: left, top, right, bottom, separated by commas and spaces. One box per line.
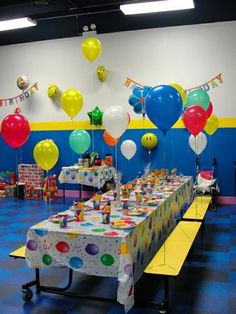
183, 105, 207, 136
205, 102, 213, 119
1, 111, 30, 148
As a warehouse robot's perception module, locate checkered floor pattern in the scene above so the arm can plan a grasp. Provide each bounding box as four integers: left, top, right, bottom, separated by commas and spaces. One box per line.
0, 197, 235, 313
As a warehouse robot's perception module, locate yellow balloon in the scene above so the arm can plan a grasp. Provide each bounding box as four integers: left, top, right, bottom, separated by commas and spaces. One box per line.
81, 37, 102, 63
204, 114, 219, 135
60, 89, 83, 119
97, 65, 107, 82
141, 133, 158, 150
170, 83, 187, 106
33, 139, 59, 171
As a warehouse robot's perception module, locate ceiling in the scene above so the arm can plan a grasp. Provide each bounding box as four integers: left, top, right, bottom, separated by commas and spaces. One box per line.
0, 0, 235, 46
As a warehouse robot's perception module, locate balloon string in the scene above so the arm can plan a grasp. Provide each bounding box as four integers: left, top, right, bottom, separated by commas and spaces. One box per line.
91, 67, 95, 155
209, 135, 212, 167
15, 149, 18, 180
171, 134, 174, 169
163, 136, 166, 168
47, 171, 52, 217
115, 144, 118, 173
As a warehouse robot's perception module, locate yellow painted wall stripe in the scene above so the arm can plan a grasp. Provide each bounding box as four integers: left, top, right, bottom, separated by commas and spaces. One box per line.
24, 117, 236, 131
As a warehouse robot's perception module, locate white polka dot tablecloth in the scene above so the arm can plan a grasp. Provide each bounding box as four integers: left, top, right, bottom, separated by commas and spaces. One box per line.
25, 177, 192, 312
58, 166, 116, 189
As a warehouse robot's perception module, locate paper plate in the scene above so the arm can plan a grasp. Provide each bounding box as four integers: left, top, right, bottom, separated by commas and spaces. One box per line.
48, 215, 60, 223
110, 221, 137, 230
144, 199, 159, 206
123, 208, 146, 216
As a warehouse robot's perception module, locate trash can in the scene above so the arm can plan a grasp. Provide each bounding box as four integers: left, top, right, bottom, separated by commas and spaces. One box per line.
16, 183, 25, 199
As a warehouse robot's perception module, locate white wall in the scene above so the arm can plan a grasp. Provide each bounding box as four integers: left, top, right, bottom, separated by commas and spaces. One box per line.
0, 20, 235, 122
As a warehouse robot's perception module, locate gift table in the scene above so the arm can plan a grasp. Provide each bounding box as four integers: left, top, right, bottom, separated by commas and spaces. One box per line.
58, 166, 116, 200
25, 176, 192, 312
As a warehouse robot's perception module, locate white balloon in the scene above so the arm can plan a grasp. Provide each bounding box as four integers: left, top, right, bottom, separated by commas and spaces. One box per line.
103, 105, 129, 138
189, 132, 207, 155
120, 140, 137, 160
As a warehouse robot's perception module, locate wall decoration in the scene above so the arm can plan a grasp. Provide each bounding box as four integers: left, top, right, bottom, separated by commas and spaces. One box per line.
124, 73, 223, 93
0, 82, 39, 108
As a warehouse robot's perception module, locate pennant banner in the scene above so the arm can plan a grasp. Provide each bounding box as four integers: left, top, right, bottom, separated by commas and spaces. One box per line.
124, 74, 223, 93
0, 82, 39, 108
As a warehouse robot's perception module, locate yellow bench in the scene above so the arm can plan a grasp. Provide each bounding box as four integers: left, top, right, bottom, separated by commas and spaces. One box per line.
183, 196, 212, 221
9, 246, 26, 259
144, 220, 202, 312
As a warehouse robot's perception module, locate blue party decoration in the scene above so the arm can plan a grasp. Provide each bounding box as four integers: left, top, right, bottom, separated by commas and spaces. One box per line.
145, 84, 183, 134
128, 86, 151, 116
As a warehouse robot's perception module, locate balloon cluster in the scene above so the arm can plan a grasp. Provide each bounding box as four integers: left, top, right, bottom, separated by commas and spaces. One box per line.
182, 88, 219, 155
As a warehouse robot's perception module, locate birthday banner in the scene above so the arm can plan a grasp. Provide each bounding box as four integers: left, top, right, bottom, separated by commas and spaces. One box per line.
124, 73, 223, 93
0, 82, 39, 107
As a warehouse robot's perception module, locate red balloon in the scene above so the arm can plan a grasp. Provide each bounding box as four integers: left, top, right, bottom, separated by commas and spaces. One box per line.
205, 102, 213, 119
103, 131, 119, 147
183, 105, 207, 136
1, 112, 30, 148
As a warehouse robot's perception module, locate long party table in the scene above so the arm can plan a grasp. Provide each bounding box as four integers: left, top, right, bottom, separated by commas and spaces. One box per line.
25, 176, 193, 312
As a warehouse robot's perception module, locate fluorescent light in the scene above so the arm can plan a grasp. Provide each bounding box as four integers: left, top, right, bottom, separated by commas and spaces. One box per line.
0, 17, 37, 31
120, 0, 195, 15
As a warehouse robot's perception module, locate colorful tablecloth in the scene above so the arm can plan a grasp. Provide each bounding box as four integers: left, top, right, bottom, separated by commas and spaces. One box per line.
58, 166, 115, 189
25, 177, 193, 312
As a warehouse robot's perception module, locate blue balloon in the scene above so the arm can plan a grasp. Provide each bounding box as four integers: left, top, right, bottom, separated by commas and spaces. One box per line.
133, 102, 143, 114
145, 85, 183, 134
128, 95, 138, 106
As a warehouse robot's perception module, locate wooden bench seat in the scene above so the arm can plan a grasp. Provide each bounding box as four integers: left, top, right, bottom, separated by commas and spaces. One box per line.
145, 221, 202, 276
182, 196, 212, 221
143, 221, 202, 312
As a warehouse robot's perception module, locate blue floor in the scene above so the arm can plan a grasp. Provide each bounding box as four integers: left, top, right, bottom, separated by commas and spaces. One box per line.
0, 197, 235, 313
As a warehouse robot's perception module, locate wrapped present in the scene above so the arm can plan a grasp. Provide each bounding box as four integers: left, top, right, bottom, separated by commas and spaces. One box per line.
42, 174, 58, 201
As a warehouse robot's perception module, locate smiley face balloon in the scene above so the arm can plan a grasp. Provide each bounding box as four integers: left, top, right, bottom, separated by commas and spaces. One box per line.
141, 133, 158, 150
47, 84, 59, 100
96, 65, 107, 82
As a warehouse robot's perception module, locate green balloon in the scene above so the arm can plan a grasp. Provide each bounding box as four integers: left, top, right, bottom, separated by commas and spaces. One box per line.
100, 254, 115, 266
87, 106, 103, 125
42, 254, 52, 265
69, 129, 91, 154
185, 88, 210, 110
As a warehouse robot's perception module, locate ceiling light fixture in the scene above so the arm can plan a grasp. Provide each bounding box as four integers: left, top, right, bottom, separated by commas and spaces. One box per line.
120, 0, 195, 15
0, 17, 37, 32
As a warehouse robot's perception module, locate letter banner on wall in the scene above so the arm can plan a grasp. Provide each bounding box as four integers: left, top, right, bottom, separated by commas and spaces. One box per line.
0, 82, 39, 108
124, 74, 223, 93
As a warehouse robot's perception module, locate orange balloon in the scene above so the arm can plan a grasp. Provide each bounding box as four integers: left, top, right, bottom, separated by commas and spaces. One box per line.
103, 131, 119, 146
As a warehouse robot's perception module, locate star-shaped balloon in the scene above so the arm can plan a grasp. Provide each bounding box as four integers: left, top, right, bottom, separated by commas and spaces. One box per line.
87, 106, 103, 125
